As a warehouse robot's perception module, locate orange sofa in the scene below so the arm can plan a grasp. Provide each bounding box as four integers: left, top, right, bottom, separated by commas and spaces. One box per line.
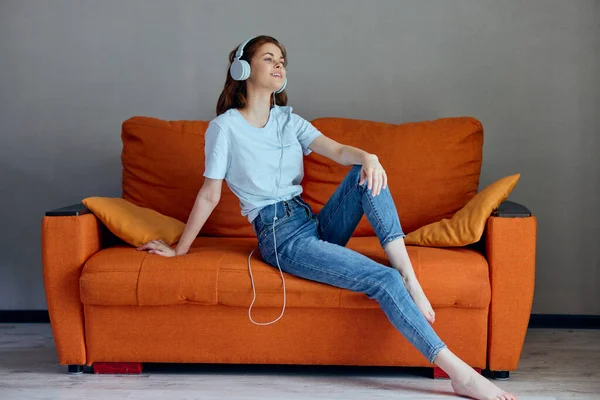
42, 115, 536, 379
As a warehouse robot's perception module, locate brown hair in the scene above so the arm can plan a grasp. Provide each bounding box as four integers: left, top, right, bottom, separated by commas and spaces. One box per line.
216, 35, 288, 116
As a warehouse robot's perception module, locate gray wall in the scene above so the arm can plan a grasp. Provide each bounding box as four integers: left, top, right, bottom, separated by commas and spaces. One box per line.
1, 0, 598, 314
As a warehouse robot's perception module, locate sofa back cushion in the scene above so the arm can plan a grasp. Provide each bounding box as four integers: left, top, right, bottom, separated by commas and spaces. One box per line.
121, 117, 249, 237
121, 116, 483, 238
304, 117, 483, 235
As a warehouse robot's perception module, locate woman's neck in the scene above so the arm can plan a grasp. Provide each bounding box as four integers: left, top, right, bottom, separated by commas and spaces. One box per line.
238, 89, 274, 128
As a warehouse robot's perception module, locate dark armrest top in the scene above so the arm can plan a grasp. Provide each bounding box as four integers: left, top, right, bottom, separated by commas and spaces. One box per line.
492, 200, 531, 218
45, 203, 90, 217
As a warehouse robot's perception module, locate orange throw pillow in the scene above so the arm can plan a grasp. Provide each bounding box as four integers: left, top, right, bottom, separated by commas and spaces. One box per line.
81, 197, 185, 247
404, 174, 520, 247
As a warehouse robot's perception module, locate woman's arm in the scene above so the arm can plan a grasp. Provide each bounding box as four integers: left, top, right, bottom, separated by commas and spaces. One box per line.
309, 135, 387, 196
138, 178, 222, 257
308, 135, 374, 166
174, 177, 223, 255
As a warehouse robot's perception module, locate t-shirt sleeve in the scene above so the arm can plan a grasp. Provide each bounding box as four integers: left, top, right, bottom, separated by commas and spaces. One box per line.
203, 121, 230, 179
292, 113, 323, 156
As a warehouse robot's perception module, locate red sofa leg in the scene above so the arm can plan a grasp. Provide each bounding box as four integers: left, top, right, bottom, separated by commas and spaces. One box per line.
433, 366, 481, 379
93, 362, 143, 374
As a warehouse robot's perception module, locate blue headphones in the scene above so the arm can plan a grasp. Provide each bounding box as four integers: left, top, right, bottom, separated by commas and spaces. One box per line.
229, 37, 287, 94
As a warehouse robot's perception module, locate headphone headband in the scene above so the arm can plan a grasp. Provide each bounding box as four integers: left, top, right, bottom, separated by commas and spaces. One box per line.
235, 37, 255, 60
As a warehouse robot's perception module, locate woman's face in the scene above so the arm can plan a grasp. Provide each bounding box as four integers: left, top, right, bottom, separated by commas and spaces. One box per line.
248, 43, 286, 93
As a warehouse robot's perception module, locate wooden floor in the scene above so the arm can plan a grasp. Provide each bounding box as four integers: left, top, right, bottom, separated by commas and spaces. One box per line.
0, 324, 598, 399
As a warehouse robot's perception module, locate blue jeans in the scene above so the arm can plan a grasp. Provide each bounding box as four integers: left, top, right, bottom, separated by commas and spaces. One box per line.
252, 164, 447, 363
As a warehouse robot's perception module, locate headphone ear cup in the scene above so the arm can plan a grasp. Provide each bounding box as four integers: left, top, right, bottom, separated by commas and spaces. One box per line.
275, 76, 287, 94
230, 59, 251, 81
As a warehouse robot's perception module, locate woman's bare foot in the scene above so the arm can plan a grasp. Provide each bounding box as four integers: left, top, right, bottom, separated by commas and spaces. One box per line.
435, 348, 518, 400
451, 372, 517, 400
404, 277, 435, 323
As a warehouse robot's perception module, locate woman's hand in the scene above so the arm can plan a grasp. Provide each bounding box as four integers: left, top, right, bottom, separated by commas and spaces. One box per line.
136, 239, 177, 257
359, 155, 387, 196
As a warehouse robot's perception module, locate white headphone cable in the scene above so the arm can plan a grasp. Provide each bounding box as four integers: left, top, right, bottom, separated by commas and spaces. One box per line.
247, 93, 287, 325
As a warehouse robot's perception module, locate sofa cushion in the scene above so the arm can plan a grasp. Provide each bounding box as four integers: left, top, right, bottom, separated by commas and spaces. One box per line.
121, 116, 483, 239
121, 117, 255, 238
305, 116, 483, 234
405, 173, 521, 246
80, 237, 490, 309
81, 197, 185, 247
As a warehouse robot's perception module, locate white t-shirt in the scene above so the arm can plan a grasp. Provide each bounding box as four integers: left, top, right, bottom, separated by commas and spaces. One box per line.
203, 105, 323, 223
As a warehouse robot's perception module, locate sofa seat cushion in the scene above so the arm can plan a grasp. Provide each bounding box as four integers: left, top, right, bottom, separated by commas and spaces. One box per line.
80, 237, 490, 309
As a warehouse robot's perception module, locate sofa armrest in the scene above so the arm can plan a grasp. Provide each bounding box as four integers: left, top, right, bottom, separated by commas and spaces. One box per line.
484, 201, 537, 372
42, 203, 104, 366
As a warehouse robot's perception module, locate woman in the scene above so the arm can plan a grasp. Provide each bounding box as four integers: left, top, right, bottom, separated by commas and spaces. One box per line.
138, 35, 517, 400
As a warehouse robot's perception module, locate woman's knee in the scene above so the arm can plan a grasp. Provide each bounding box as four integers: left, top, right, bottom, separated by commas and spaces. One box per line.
365, 267, 406, 298
383, 268, 406, 290
349, 164, 362, 183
